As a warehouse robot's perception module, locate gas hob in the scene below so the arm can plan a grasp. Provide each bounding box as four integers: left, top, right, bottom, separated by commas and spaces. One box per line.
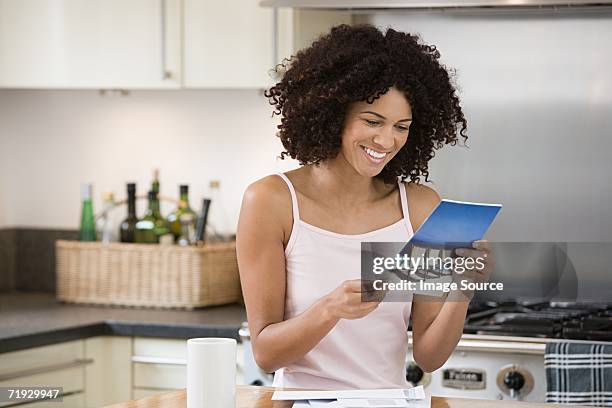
463, 301, 612, 341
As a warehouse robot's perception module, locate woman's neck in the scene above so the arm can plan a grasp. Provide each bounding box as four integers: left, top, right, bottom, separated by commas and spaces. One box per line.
306, 158, 389, 208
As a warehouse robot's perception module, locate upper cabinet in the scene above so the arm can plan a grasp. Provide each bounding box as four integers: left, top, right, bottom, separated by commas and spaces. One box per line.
0, 0, 351, 89
276, 9, 352, 64
183, 0, 275, 89
183, 3, 352, 89
0, 0, 181, 89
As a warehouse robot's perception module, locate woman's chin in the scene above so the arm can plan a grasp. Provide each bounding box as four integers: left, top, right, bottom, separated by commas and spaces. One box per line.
354, 164, 385, 178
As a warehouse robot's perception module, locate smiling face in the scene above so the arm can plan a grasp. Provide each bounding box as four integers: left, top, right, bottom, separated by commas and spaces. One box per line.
338, 87, 413, 179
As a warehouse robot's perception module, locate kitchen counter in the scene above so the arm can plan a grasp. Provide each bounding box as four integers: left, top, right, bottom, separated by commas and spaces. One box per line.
104, 385, 588, 408
0, 291, 247, 353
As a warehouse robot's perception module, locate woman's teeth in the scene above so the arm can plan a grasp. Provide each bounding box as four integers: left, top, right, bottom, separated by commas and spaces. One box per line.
362, 146, 388, 162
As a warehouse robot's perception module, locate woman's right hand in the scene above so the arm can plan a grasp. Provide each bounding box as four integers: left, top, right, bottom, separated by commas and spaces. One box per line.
323, 279, 382, 320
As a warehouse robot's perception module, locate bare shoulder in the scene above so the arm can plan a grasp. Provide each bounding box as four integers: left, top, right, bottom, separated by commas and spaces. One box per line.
239, 175, 293, 242
403, 182, 441, 231
405, 182, 441, 206
243, 175, 291, 206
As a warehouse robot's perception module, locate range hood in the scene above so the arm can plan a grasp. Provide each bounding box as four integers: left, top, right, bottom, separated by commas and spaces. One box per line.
260, 0, 612, 10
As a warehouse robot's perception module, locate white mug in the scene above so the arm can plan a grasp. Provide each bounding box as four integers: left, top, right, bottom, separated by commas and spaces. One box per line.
187, 337, 237, 408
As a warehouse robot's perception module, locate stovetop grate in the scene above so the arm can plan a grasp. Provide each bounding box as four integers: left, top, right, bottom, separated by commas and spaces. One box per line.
463, 301, 612, 341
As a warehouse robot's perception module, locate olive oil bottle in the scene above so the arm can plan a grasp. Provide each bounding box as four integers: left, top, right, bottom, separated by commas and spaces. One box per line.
135, 191, 171, 244
167, 185, 197, 243
120, 183, 138, 243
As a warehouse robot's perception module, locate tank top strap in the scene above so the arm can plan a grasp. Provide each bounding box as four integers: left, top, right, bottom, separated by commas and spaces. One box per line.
276, 173, 300, 222
397, 178, 414, 235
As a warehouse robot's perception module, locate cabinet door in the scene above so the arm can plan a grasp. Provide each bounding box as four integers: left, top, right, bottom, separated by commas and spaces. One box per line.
183, 0, 275, 88
5, 392, 85, 408
84, 336, 132, 407
0, 341, 86, 408
131, 337, 245, 396
0, 0, 181, 89
276, 9, 353, 60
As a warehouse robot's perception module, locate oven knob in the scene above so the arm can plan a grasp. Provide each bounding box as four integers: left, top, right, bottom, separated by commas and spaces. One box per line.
497, 365, 534, 400
406, 363, 424, 384
503, 371, 525, 391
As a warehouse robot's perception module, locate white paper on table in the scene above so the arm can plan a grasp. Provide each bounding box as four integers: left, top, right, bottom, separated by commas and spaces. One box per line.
335, 398, 411, 407
305, 400, 337, 407
274, 386, 425, 401
336, 395, 431, 408
308, 401, 345, 407
292, 401, 344, 407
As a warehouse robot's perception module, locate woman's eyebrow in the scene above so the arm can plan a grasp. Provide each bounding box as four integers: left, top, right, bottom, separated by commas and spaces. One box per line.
360, 110, 412, 122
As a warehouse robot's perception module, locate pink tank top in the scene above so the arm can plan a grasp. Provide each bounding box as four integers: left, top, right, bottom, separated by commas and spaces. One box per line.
272, 173, 414, 390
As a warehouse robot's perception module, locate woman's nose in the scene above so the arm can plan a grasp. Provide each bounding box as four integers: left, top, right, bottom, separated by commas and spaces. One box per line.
372, 127, 395, 150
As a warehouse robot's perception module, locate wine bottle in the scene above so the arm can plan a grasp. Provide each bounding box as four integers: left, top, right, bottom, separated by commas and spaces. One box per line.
177, 213, 196, 246
79, 183, 97, 241
151, 168, 160, 195
167, 185, 197, 242
120, 183, 138, 243
99, 192, 116, 244
135, 191, 171, 244
195, 198, 212, 243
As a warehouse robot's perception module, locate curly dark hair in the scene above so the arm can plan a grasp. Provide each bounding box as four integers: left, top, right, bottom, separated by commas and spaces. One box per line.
265, 24, 467, 184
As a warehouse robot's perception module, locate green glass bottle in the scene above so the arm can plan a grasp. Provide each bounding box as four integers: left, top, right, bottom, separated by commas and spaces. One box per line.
135, 191, 171, 244
167, 185, 197, 242
151, 168, 160, 195
79, 183, 97, 241
120, 183, 138, 243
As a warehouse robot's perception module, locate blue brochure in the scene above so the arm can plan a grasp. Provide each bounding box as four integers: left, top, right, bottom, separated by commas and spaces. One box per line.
408, 199, 502, 250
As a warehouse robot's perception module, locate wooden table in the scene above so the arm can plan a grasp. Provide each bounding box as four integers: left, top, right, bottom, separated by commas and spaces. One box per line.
104, 385, 590, 408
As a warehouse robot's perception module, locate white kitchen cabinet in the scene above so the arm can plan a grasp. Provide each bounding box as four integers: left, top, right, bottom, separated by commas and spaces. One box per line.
276, 9, 353, 64
0, 1, 350, 89
2, 393, 85, 408
84, 336, 132, 407
0, 340, 87, 408
131, 337, 244, 396
183, 0, 275, 88
181, 2, 352, 88
0, 336, 244, 406
0, 0, 181, 89
0, 337, 132, 408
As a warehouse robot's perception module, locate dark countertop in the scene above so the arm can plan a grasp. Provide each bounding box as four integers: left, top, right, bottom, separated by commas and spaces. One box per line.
0, 291, 247, 353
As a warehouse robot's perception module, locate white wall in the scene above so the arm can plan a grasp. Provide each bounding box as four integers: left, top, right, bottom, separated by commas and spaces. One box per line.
369, 11, 612, 241
2, 10, 611, 242
0, 89, 298, 233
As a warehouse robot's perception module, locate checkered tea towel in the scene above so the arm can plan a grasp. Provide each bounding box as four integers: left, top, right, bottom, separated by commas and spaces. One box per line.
546, 342, 612, 406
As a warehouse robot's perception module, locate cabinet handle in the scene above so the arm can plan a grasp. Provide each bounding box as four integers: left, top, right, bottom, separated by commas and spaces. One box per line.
160, 0, 172, 80
272, 7, 279, 69
131, 356, 243, 369
132, 356, 187, 366
0, 359, 93, 382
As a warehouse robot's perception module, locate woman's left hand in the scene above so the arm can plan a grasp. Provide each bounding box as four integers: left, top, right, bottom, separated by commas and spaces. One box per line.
451, 240, 495, 300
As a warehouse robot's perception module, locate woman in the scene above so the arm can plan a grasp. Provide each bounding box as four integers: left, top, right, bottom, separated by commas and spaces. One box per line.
236, 24, 492, 390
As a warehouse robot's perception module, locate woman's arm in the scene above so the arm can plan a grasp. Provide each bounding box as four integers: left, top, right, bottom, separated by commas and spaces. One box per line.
237, 177, 379, 373
412, 240, 493, 372
407, 184, 492, 372
411, 295, 469, 372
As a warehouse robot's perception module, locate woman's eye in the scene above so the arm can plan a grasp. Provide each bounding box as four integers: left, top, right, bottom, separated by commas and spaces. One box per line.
395, 125, 410, 132
365, 119, 380, 126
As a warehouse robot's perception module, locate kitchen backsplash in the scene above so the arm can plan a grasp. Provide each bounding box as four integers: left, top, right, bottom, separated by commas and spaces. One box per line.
0, 228, 78, 293
0, 229, 16, 291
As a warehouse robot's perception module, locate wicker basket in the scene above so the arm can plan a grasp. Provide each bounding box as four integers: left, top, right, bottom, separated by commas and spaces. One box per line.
55, 240, 241, 309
